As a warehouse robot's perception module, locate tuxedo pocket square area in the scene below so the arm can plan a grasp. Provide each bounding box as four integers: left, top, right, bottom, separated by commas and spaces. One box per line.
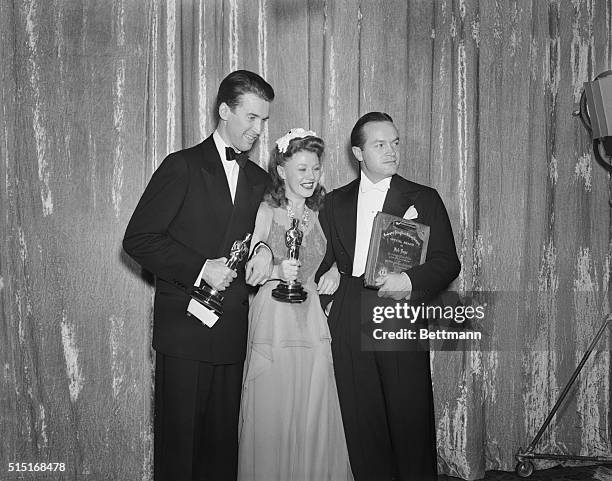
403, 205, 418, 220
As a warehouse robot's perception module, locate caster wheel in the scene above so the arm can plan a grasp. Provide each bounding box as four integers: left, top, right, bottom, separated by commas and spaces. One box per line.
515, 460, 534, 478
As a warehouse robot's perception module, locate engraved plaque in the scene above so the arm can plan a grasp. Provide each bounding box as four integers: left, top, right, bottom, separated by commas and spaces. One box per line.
364, 212, 430, 288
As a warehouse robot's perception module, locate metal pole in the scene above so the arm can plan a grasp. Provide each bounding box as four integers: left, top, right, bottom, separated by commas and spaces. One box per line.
525, 314, 612, 453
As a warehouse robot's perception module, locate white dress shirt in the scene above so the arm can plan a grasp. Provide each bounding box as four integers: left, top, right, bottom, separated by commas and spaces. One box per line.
213, 130, 240, 203
352, 173, 391, 276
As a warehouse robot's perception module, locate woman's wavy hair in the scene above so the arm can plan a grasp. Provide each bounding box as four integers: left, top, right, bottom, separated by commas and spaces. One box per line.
265, 135, 326, 211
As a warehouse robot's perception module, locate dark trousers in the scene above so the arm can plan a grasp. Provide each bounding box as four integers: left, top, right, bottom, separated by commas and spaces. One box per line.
154, 353, 243, 481
329, 276, 438, 481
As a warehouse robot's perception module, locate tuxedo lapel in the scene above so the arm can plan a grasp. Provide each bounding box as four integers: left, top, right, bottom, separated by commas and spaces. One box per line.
334, 179, 359, 262
382, 175, 412, 218
198, 138, 234, 255
221, 163, 257, 254
233, 166, 252, 214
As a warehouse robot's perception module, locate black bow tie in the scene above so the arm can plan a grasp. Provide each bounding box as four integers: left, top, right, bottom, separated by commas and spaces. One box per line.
225, 147, 249, 168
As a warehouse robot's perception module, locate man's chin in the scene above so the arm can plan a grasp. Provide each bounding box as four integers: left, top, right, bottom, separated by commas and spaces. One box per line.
238, 143, 254, 152
240, 138, 258, 151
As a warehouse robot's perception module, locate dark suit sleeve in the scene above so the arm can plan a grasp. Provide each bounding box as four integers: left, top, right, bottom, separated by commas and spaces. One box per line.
123, 153, 205, 290
315, 193, 337, 309
406, 189, 461, 300
315, 194, 337, 281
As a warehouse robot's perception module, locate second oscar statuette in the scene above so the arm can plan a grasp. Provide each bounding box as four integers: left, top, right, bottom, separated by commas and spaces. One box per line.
191, 232, 252, 316
272, 218, 307, 303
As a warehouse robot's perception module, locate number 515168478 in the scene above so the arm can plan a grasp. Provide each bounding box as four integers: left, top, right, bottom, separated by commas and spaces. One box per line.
8, 462, 66, 472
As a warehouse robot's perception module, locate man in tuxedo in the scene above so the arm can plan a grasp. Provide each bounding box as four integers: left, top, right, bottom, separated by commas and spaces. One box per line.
316, 112, 461, 481
123, 70, 274, 481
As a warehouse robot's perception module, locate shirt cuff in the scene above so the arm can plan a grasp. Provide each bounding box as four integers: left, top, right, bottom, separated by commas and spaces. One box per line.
401, 271, 413, 300
194, 260, 209, 287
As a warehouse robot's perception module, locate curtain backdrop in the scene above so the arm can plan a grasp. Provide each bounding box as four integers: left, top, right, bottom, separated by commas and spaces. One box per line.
1, 1, 611, 480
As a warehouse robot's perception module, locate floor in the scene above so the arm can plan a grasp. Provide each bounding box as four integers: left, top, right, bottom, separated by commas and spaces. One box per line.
439, 464, 612, 480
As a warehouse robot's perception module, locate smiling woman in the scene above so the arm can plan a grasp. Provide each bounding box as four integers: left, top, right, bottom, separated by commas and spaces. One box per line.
265, 130, 326, 212
237, 129, 349, 480
278, 148, 322, 201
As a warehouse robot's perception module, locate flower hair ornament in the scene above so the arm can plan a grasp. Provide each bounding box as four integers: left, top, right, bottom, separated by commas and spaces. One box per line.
275, 128, 318, 154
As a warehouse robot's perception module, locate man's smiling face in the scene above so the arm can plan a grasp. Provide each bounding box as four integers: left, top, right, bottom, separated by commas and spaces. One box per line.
219, 92, 270, 152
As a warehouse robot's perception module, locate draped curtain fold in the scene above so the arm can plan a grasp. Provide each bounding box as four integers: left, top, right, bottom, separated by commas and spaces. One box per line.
1, 1, 610, 480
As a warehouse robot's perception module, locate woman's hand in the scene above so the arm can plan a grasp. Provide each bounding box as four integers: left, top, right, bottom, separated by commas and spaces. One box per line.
279, 259, 300, 283
245, 247, 273, 286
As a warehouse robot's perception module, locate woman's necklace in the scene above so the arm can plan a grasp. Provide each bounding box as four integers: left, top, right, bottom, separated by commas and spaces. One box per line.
286, 202, 310, 231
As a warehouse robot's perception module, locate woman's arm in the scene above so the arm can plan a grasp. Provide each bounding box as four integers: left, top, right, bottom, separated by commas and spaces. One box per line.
245, 202, 274, 285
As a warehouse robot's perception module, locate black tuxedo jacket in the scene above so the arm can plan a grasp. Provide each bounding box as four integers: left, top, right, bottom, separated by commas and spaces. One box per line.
123, 135, 270, 363
316, 174, 460, 303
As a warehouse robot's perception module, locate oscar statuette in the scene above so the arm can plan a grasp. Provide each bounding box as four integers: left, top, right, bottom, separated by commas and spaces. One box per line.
190, 232, 252, 317
272, 218, 307, 303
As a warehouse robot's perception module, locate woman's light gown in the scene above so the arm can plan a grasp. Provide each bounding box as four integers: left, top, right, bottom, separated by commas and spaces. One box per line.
238, 207, 353, 481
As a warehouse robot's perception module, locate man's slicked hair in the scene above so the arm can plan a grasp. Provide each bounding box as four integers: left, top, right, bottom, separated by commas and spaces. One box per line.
350, 112, 394, 148
215, 70, 275, 113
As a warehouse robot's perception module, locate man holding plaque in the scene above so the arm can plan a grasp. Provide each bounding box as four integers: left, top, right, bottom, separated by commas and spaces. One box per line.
123, 70, 274, 481
316, 112, 461, 481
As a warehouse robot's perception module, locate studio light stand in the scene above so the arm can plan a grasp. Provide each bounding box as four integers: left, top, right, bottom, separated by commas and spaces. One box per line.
514, 71, 612, 478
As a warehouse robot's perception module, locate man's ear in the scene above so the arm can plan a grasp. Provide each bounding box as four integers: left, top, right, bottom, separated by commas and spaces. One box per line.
219, 102, 231, 121
352, 146, 363, 162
